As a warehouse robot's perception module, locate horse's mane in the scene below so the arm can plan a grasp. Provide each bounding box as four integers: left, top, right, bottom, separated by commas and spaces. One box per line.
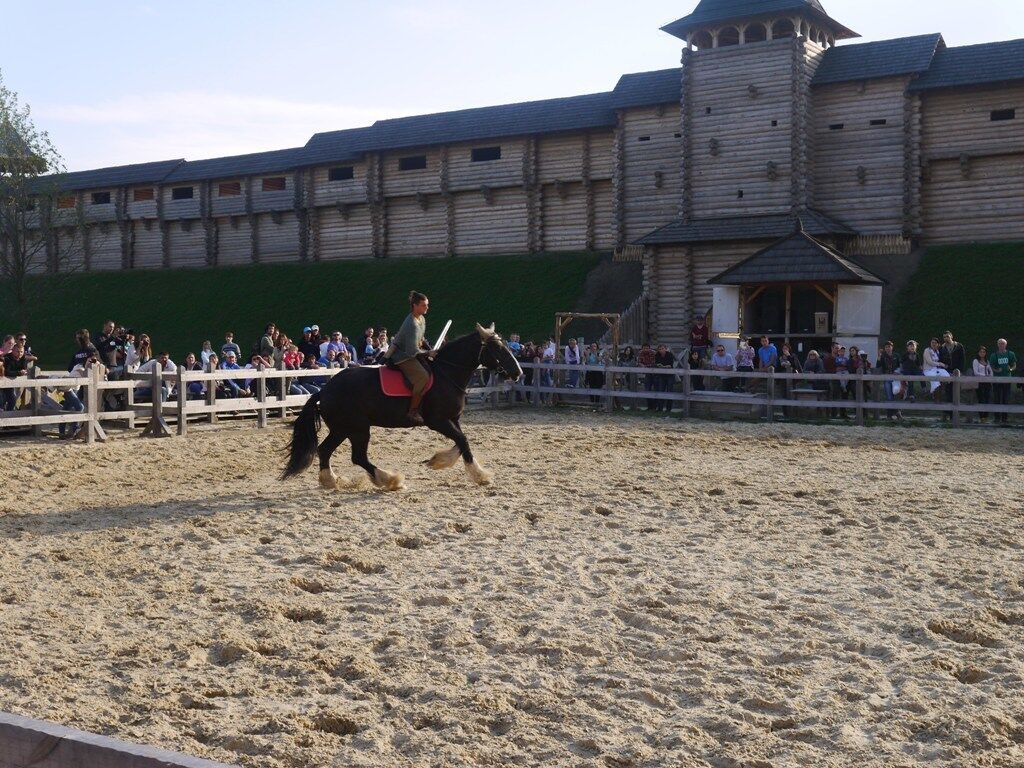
435, 331, 492, 368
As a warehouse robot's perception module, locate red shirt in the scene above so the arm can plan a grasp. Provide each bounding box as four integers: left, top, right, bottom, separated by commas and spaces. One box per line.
690, 324, 710, 347
637, 348, 656, 368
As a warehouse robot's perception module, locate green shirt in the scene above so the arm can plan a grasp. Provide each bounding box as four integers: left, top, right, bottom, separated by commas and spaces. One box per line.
389, 313, 426, 363
991, 349, 1017, 377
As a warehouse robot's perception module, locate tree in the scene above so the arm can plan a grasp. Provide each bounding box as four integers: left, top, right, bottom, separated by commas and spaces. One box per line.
0, 70, 87, 329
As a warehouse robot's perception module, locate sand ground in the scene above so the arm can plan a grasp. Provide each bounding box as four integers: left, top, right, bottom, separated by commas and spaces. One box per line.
0, 410, 1022, 767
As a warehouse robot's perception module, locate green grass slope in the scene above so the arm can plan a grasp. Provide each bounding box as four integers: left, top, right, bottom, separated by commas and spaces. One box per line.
1, 253, 603, 367
890, 242, 1024, 355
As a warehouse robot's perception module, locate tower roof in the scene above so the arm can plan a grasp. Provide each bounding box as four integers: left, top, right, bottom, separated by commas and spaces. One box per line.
662, 0, 857, 41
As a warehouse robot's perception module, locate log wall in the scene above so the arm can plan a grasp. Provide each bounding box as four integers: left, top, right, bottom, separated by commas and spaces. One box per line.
622, 105, 683, 241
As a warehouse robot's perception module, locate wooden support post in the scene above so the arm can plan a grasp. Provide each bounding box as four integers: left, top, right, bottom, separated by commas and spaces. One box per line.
951, 370, 961, 428
126, 382, 136, 430
140, 364, 170, 438
854, 368, 865, 426
489, 370, 499, 408
277, 358, 287, 418
532, 358, 541, 408
681, 361, 692, 419
256, 364, 268, 428
86, 364, 107, 443
176, 366, 187, 436
29, 366, 42, 437
205, 360, 218, 425
766, 366, 776, 422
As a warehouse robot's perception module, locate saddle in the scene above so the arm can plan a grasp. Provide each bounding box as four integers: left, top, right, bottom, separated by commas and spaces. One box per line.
378, 356, 435, 398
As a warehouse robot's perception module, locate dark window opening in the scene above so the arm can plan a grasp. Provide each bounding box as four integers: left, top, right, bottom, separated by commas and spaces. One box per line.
870, 119, 887, 126
399, 155, 428, 171
829, 123, 844, 131
771, 119, 778, 127
171, 186, 194, 200
133, 187, 154, 202
218, 182, 241, 196
674, 132, 682, 138
328, 166, 354, 181
991, 109, 1016, 122
90, 191, 111, 205
737, 190, 744, 199
471, 146, 502, 162
705, 107, 712, 115
637, 136, 651, 143
261, 176, 286, 192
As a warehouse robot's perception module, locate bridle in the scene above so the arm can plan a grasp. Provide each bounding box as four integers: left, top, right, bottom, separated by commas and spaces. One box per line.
432, 336, 517, 393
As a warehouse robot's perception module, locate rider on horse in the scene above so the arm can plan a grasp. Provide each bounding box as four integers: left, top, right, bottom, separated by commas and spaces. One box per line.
385, 290, 435, 425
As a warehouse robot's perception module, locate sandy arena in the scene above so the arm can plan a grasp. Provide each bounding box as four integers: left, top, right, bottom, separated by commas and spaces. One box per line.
0, 410, 1022, 767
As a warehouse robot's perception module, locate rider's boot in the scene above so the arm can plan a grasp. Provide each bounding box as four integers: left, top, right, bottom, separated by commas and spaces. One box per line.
406, 392, 425, 426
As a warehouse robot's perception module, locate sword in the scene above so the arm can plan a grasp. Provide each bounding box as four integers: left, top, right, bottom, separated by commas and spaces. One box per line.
433, 320, 453, 350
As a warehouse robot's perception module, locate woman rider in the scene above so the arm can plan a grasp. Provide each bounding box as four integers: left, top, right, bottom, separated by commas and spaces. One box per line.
385, 291, 434, 425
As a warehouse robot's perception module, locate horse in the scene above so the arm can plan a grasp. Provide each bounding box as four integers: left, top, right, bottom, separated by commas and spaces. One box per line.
282, 323, 523, 491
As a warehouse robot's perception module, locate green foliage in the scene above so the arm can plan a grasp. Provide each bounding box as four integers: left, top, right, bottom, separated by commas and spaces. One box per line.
890, 242, 1024, 355
0, 253, 603, 366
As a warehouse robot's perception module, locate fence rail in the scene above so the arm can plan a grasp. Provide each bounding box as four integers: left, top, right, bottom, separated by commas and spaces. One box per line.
1, 359, 1021, 444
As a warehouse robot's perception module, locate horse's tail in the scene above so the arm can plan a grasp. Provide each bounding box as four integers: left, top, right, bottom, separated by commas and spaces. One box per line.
282, 391, 323, 480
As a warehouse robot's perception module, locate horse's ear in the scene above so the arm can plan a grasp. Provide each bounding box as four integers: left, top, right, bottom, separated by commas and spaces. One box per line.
488, 323, 496, 334
476, 323, 495, 340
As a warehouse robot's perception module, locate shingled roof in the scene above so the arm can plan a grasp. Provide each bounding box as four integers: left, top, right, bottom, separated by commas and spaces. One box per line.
636, 209, 855, 246
611, 69, 682, 109
162, 147, 309, 184
661, 0, 858, 41
304, 92, 616, 162
707, 223, 882, 285
909, 38, 1024, 92
812, 34, 943, 86
36, 159, 185, 192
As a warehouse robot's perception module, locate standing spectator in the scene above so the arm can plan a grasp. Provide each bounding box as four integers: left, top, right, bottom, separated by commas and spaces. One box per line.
326, 331, 346, 356
990, 338, 1017, 425
689, 316, 711, 361
135, 352, 176, 402
584, 342, 605, 404
876, 341, 901, 418
343, 335, 358, 363
2, 343, 30, 410
803, 349, 826, 390
13, 333, 36, 365
822, 342, 846, 418
922, 337, 951, 397
299, 327, 319, 360
520, 341, 537, 401
734, 337, 755, 393
200, 340, 215, 367
899, 341, 924, 406
637, 342, 657, 410
564, 338, 582, 388
710, 343, 736, 391
221, 332, 241, 361
95, 320, 119, 368
618, 345, 637, 398
309, 325, 323, 348
687, 349, 705, 392
508, 334, 523, 355
69, 329, 99, 371
259, 324, 276, 361
757, 336, 778, 371
541, 338, 557, 400
653, 344, 676, 413
972, 346, 993, 423
939, 331, 967, 374
0, 335, 14, 357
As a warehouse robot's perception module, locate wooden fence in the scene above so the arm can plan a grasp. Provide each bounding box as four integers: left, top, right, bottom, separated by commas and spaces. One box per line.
1, 360, 1021, 443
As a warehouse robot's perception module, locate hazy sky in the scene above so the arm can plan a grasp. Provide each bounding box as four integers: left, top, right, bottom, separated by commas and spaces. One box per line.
4, 0, 1022, 171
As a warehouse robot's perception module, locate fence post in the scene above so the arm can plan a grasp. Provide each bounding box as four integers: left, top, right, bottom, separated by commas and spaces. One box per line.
854, 368, 865, 426
140, 364, 170, 438
126, 377, 136, 430
681, 361, 691, 418
86, 363, 107, 443
532, 358, 541, 408
602, 361, 612, 413
277, 357, 287, 419
256, 363, 268, 428
176, 366, 187, 436
951, 370, 961, 428
766, 366, 775, 422
29, 366, 42, 437
205, 360, 219, 425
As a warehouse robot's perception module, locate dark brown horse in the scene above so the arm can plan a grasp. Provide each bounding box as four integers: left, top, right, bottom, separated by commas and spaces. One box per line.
283, 324, 522, 490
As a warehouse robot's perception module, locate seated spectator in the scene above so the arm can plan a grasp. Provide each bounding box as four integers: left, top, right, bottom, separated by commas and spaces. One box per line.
326, 331, 346, 356
922, 337, 951, 395
135, 352, 176, 402
69, 328, 99, 372
778, 343, 802, 374
803, 349, 826, 391
42, 355, 95, 438
299, 327, 320, 361
243, 353, 271, 392
2, 343, 30, 411
182, 352, 205, 399
219, 352, 250, 398
135, 333, 153, 367
734, 337, 755, 393
221, 332, 241, 361
0, 335, 14, 357
687, 349, 705, 391
508, 334, 523, 355
757, 336, 779, 370
343, 336, 358, 363
319, 348, 342, 368
303, 354, 329, 389
95, 321, 118, 368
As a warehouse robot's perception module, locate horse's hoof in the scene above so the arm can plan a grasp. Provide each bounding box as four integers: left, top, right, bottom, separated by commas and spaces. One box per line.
319, 469, 339, 490
465, 460, 494, 486
425, 446, 461, 470
373, 468, 406, 492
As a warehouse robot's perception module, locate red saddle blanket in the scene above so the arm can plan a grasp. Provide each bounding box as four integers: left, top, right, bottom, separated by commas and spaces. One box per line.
378, 366, 435, 398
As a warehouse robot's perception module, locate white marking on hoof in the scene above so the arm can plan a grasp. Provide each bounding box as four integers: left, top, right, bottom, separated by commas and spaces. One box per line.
373, 468, 406, 492
426, 445, 461, 470
465, 460, 494, 486
319, 469, 338, 490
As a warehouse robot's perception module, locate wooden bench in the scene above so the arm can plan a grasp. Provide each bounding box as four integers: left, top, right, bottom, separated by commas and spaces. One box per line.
790, 388, 826, 417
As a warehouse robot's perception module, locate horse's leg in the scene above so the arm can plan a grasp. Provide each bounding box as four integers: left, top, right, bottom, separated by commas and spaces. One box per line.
430, 419, 493, 485
424, 418, 462, 470
317, 429, 347, 490
351, 427, 404, 491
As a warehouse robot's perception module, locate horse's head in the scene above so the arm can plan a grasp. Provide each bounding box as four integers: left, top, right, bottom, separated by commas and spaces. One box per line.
476, 323, 523, 382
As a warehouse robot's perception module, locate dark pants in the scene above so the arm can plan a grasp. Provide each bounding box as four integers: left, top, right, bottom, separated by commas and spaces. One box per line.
655, 373, 674, 412
645, 374, 658, 410
993, 382, 1011, 423
977, 383, 991, 420
1, 387, 16, 411
586, 370, 604, 403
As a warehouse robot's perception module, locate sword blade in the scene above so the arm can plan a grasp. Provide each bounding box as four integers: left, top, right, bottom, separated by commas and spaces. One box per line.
434, 320, 453, 349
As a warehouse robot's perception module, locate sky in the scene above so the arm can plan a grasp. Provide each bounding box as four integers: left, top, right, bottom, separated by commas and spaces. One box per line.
3, 0, 1022, 172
